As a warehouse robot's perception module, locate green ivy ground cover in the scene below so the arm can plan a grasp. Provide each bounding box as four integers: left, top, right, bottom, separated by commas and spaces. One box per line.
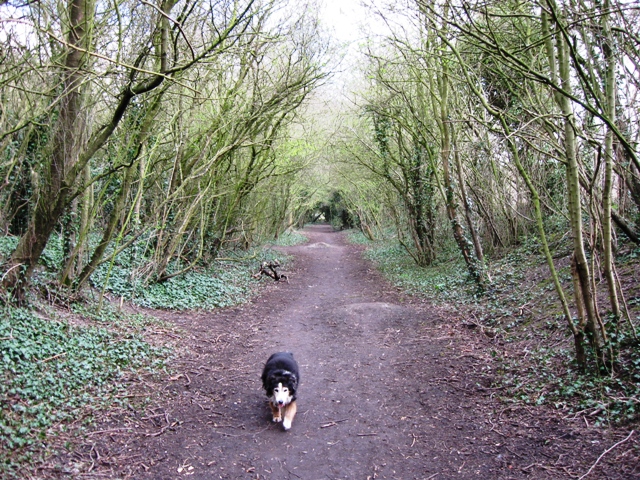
0, 229, 304, 476
0, 306, 166, 473
90, 233, 305, 310
349, 230, 640, 425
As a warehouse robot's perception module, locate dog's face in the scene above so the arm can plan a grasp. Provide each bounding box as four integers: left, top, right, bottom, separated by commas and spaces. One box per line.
265, 372, 297, 407
270, 382, 293, 407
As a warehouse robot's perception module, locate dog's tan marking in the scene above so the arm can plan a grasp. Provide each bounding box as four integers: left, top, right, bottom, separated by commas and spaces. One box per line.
269, 401, 282, 422
282, 400, 297, 430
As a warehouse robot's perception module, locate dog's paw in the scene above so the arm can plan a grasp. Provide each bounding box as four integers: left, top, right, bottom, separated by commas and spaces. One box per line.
282, 418, 292, 430
272, 415, 282, 423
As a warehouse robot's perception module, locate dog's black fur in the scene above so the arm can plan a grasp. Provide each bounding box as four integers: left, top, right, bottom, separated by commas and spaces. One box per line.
261, 352, 299, 430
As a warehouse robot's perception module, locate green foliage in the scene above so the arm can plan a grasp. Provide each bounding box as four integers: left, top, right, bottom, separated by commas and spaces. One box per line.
359, 235, 471, 302
38, 234, 65, 272
353, 231, 640, 425
136, 267, 250, 310
0, 236, 19, 260
345, 230, 372, 245
270, 230, 308, 247
0, 233, 66, 273
500, 341, 640, 425
0, 306, 165, 470
89, 242, 288, 310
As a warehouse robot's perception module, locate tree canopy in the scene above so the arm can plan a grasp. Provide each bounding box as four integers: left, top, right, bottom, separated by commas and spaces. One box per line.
2, 0, 640, 370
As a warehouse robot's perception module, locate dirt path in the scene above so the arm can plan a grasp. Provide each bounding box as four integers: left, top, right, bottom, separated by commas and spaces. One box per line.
82, 224, 636, 479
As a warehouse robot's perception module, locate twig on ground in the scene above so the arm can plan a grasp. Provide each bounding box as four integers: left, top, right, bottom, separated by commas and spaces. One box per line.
87, 428, 135, 436
40, 352, 67, 363
577, 430, 635, 480
321, 418, 349, 428
488, 419, 508, 437
285, 467, 302, 479
146, 412, 173, 437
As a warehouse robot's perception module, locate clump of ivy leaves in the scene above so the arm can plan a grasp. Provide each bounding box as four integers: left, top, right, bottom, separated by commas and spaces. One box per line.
0, 228, 303, 476
89, 236, 299, 310
0, 304, 167, 477
349, 229, 640, 425
490, 244, 640, 426
350, 230, 470, 302
268, 229, 308, 247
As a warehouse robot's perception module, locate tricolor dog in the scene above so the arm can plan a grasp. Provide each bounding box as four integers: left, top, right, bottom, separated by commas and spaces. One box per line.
261, 352, 299, 430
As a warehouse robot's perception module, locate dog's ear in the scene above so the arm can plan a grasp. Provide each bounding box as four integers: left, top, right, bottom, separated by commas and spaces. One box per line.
283, 371, 298, 388
262, 372, 276, 392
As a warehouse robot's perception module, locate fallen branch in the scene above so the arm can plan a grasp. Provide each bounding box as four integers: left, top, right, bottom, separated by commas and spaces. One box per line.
321, 418, 348, 428
39, 352, 67, 363
252, 260, 288, 282
577, 430, 635, 479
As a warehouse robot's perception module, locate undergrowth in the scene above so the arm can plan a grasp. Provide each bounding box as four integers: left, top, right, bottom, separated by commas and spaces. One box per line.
269, 229, 308, 247
0, 304, 167, 476
92, 259, 255, 310
349, 229, 640, 426
91, 244, 288, 310
0, 230, 302, 476
89, 241, 295, 310
1, 231, 298, 311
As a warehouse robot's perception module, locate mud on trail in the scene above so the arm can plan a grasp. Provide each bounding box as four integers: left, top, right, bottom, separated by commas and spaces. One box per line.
77, 224, 636, 479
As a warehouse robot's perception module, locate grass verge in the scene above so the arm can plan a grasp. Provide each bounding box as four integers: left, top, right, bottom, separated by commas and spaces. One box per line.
348, 230, 640, 426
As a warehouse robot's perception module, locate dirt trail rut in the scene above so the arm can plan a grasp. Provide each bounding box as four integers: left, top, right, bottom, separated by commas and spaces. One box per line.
90, 224, 633, 479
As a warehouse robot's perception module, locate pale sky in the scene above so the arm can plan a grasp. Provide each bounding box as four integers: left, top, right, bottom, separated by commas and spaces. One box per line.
315, 0, 385, 97
320, 0, 371, 44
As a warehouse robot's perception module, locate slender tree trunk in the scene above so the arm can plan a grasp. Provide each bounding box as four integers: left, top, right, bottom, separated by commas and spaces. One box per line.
601, 0, 620, 318
75, 166, 135, 289
431, 16, 482, 284
74, 91, 163, 290
60, 163, 93, 284
440, 122, 478, 282
454, 134, 487, 279
3, 0, 94, 302
552, 8, 605, 353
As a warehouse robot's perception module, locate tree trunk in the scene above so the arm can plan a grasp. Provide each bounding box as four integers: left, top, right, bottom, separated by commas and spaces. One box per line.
554, 11, 605, 354
430, 10, 483, 285
601, 0, 620, 319
439, 91, 481, 285
75, 166, 135, 289
60, 164, 93, 285
3, 0, 94, 303
454, 135, 487, 280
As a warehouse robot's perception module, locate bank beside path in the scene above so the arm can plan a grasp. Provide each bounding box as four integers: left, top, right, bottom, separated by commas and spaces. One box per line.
68, 224, 636, 479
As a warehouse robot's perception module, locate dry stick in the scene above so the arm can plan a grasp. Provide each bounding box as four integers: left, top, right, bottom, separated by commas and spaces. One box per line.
320, 418, 348, 428
86, 427, 135, 436
577, 430, 635, 480
39, 352, 67, 363
285, 467, 302, 479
